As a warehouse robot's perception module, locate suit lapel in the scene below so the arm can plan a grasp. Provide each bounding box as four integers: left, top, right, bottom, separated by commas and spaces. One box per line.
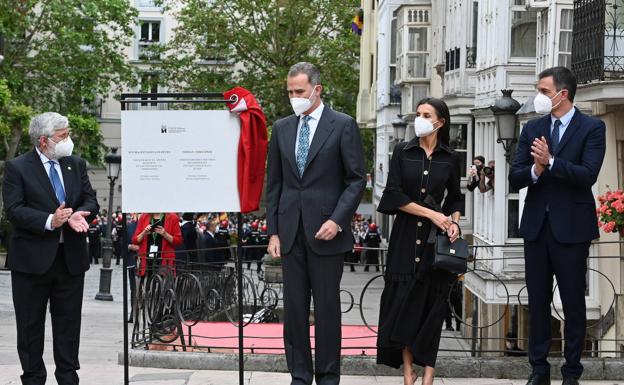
554, 107, 581, 156
59, 157, 75, 206
304, 107, 335, 172
538, 115, 552, 150
28, 149, 59, 205
284, 115, 300, 177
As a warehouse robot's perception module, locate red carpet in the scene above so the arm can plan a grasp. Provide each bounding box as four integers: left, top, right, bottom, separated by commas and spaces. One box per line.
185, 322, 378, 355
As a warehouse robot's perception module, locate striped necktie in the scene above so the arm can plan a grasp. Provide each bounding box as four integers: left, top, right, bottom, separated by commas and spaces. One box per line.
48, 161, 66, 203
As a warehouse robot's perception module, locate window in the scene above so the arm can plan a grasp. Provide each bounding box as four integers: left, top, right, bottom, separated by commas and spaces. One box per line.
406, 27, 429, 78
401, 84, 428, 114
536, 9, 549, 72
618, 141, 624, 188
140, 73, 159, 106
449, 124, 468, 173
558, 9, 573, 68
137, 0, 156, 7
510, 4, 537, 58
390, 16, 397, 64
507, 199, 520, 238
412, 84, 428, 105
390, 15, 397, 89
138, 20, 161, 61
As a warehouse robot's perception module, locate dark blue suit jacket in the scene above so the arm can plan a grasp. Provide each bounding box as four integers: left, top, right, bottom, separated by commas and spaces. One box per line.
508, 108, 606, 243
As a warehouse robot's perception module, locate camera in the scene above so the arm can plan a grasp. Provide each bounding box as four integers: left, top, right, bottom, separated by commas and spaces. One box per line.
483, 166, 494, 177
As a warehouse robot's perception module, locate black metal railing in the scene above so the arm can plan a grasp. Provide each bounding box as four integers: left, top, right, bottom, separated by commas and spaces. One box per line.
571, 0, 624, 83
128, 241, 624, 358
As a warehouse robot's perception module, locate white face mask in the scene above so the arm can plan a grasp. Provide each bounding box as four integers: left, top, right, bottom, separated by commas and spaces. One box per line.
290, 86, 318, 116
533, 90, 563, 114
47, 136, 74, 159
414, 117, 440, 138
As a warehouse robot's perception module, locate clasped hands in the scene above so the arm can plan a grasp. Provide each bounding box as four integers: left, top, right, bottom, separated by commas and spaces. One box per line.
530, 136, 552, 176
52, 202, 90, 232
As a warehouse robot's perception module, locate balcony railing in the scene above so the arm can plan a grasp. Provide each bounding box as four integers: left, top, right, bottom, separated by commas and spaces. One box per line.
572, 0, 624, 83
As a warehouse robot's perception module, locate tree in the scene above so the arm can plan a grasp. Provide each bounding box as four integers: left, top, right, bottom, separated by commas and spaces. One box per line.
159, 0, 374, 199
159, 0, 361, 122
0, 0, 138, 163
0, 1, 137, 224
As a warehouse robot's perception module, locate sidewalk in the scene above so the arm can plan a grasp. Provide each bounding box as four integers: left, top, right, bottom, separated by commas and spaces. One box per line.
0, 365, 622, 385
0, 265, 621, 385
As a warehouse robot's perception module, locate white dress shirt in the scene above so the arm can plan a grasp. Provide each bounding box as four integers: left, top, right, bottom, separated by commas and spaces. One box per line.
36, 147, 66, 233
531, 106, 576, 183
294, 101, 325, 154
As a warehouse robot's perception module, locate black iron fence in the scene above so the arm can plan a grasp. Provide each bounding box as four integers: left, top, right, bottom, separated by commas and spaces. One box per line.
127, 241, 623, 358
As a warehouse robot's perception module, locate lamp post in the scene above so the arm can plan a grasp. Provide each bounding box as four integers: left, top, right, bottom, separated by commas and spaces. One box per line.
392, 115, 408, 142
95, 147, 121, 301
390, 84, 407, 142
490, 89, 521, 164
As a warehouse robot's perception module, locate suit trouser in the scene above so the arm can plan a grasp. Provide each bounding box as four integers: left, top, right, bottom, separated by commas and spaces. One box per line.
282, 222, 344, 385
11, 245, 85, 385
524, 217, 589, 379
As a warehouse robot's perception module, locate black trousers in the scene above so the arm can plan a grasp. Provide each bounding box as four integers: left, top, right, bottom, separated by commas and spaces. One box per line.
524, 217, 589, 379
282, 222, 344, 385
11, 246, 85, 385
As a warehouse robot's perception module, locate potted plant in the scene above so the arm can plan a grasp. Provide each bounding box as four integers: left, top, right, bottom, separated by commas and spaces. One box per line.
262, 253, 282, 283
597, 189, 624, 236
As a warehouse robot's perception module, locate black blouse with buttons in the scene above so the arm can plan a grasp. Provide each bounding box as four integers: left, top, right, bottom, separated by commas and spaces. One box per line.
377, 138, 465, 281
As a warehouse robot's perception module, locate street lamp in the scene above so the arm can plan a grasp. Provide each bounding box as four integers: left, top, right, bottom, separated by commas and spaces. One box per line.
491, 89, 521, 164
389, 84, 407, 142
95, 147, 121, 301
392, 115, 408, 142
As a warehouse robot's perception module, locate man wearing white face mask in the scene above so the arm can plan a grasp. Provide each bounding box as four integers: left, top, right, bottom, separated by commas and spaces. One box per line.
509, 67, 606, 385
266, 62, 366, 385
3, 112, 98, 385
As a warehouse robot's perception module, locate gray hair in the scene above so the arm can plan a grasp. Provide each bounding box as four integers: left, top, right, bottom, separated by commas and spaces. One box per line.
288, 62, 321, 86
29, 112, 69, 146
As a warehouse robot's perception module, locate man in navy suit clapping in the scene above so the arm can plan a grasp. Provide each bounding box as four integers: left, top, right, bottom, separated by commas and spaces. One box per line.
509, 67, 606, 385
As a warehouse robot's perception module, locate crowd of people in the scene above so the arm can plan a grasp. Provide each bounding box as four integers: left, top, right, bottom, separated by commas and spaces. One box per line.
348, 214, 382, 272
87, 210, 387, 277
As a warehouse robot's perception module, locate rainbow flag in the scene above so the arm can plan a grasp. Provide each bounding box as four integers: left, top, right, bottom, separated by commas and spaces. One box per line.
351, 9, 363, 36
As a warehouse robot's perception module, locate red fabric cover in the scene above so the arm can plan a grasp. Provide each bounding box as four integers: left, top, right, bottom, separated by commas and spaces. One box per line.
132, 213, 183, 277
223, 87, 268, 213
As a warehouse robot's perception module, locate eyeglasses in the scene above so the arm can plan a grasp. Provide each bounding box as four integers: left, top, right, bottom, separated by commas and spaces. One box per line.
43, 131, 72, 143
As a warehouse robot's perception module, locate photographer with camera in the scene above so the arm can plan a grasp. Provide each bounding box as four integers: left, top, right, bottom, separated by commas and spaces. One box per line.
479, 160, 495, 192
467, 156, 485, 191
132, 213, 182, 279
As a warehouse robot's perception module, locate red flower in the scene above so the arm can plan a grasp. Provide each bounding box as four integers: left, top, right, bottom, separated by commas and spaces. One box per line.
603, 221, 616, 233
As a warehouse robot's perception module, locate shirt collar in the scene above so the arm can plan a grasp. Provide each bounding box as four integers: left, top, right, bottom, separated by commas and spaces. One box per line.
35, 146, 56, 165
302, 101, 324, 122
551, 106, 575, 128
404, 137, 453, 154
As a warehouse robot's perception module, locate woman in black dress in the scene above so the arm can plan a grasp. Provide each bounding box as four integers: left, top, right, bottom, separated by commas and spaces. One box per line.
376, 98, 464, 385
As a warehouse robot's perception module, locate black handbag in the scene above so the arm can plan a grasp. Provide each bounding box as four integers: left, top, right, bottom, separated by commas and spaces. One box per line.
433, 227, 468, 275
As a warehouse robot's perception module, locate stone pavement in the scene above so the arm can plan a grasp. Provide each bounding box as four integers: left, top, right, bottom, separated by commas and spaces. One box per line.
0, 263, 621, 385
0, 365, 622, 385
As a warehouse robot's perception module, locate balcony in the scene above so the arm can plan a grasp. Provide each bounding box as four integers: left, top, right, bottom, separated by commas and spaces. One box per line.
572, 0, 624, 84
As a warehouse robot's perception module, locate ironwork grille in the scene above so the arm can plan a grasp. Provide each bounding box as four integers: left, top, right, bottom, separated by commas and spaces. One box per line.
572, 0, 606, 83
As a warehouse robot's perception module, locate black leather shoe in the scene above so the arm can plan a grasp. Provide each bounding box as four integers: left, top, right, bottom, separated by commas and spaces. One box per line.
526, 373, 550, 385
562, 377, 579, 385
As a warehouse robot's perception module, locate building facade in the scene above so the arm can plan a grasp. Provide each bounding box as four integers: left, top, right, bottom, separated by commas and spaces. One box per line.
358, 0, 624, 356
